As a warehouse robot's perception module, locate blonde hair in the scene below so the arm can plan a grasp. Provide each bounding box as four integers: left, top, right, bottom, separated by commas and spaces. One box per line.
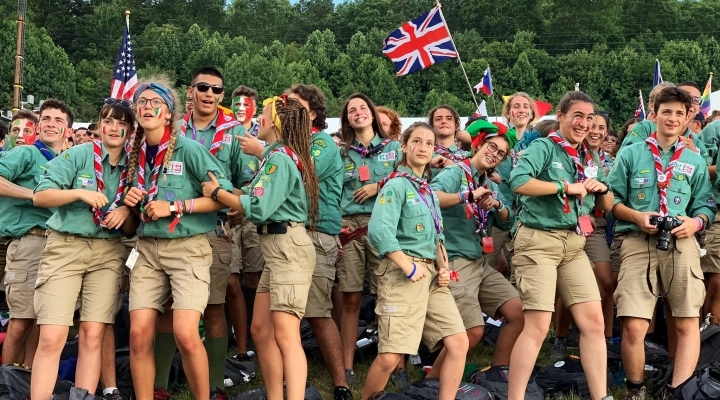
125, 76, 181, 190
502, 92, 537, 124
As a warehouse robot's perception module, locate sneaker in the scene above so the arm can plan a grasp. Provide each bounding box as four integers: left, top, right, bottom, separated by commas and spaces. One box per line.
626, 386, 646, 400
391, 368, 411, 388
103, 389, 127, 400
334, 386, 353, 400
550, 338, 567, 362
211, 387, 230, 400
345, 369, 356, 385
154, 388, 171, 400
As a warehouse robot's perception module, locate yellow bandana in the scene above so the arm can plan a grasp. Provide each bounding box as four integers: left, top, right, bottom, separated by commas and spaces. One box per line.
262, 96, 285, 134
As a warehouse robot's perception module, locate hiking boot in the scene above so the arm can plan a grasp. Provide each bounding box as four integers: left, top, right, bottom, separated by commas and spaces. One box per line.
626, 386, 646, 400
334, 386, 353, 400
345, 369, 356, 385
391, 368, 411, 388
211, 387, 230, 400
154, 388, 171, 400
103, 389, 127, 400
550, 338, 567, 362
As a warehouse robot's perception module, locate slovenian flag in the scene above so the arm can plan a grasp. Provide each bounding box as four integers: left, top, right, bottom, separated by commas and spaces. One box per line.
474, 67, 493, 96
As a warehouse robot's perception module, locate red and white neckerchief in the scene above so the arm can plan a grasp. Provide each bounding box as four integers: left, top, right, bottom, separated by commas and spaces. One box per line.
257, 145, 305, 182
378, 171, 442, 235
457, 159, 490, 234
91, 140, 128, 225
181, 112, 240, 156
434, 145, 468, 162
646, 132, 685, 216
137, 126, 172, 223
548, 131, 594, 214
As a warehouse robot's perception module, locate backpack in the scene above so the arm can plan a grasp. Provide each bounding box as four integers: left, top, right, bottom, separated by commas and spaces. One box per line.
644, 340, 669, 366
114, 293, 131, 349
534, 355, 613, 399
1, 365, 72, 400
114, 347, 134, 399
467, 365, 544, 400
369, 394, 414, 400
401, 378, 493, 400
652, 323, 720, 398
667, 361, 720, 399
225, 355, 257, 386
230, 383, 323, 400
51, 387, 99, 400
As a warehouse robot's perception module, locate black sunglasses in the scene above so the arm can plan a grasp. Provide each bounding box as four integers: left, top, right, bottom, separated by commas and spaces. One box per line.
194, 83, 224, 95
104, 98, 132, 107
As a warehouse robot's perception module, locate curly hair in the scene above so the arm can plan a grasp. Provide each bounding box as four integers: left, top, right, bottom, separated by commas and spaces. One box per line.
376, 106, 402, 139
287, 84, 328, 131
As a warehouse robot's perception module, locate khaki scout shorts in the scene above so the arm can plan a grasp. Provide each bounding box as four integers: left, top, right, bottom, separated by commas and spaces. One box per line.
702, 211, 720, 274
610, 232, 625, 273
231, 220, 265, 274
35, 231, 125, 326
304, 231, 339, 319
5, 235, 46, 319
129, 235, 212, 314
486, 229, 512, 267
616, 233, 705, 320
0, 239, 10, 292
584, 227, 611, 264
375, 258, 465, 354
448, 257, 519, 329
207, 228, 233, 304
512, 225, 600, 312
257, 224, 316, 318
337, 214, 381, 293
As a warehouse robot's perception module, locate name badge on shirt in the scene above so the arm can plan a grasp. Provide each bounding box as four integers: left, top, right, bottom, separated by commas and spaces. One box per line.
222, 134, 232, 144
166, 161, 184, 175
77, 177, 95, 187
585, 166, 598, 179
378, 152, 396, 162
551, 161, 565, 170
673, 162, 695, 177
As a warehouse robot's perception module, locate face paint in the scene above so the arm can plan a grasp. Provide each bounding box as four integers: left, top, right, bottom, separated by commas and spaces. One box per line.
154, 108, 161, 118
60, 127, 65, 137
261, 118, 266, 128
25, 121, 34, 130
411, 145, 417, 154
572, 117, 581, 126
102, 126, 107, 135
11, 120, 20, 128
120, 128, 126, 138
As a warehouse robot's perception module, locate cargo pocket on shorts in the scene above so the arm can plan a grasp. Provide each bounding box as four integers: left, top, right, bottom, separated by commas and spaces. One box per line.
5, 271, 27, 285
191, 265, 211, 286
375, 301, 410, 348
272, 272, 310, 309
690, 264, 706, 309
449, 285, 465, 301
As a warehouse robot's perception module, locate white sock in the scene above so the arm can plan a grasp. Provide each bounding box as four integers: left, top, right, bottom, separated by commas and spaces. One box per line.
103, 387, 118, 395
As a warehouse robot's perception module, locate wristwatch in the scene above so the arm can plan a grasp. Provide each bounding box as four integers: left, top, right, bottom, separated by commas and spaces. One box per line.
211, 187, 222, 201
169, 202, 177, 216
495, 200, 505, 211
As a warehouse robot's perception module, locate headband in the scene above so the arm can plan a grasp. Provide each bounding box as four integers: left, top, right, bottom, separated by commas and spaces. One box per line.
262, 95, 288, 134
133, 83, 174, 113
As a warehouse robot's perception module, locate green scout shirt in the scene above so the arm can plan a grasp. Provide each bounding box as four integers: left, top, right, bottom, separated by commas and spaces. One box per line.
309, 131, 343, 235
0, 145, 57, 238
35, 143, 128, 238
431, 164, 514, 261
368, 166, 444, 260
240, 142, 308, 226
341, 134, 401, 215
183, 113, 258, 190
509, 136, 607, 230
700, 120, 720, 169
609, 140, 716, 234
431, 144, 471, 177
135, 135, 233, 239
622, 120, 712, 165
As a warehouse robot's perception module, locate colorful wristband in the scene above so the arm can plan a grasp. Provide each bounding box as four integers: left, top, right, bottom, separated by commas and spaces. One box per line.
557, 181, 565, 195
406, 263, 417, 279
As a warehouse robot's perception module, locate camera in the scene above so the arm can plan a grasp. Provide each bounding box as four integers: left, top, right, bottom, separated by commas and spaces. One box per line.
649, 215, 682, 251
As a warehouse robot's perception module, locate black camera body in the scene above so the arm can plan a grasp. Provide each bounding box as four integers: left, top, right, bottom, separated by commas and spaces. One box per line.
649, 215, 682, 251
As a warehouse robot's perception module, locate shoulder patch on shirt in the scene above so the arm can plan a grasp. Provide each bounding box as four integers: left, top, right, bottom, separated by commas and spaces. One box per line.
673, 162, 695, 177
253, 187, 265, 197
265, 163, 277, 175
551, 161, 564, 170
166, 161, 184, 175
709, 197, 715, 206
222, 134, 232, 144
312, 148, 321, 157
345, 162, 355, 171
378, 152, 396, 162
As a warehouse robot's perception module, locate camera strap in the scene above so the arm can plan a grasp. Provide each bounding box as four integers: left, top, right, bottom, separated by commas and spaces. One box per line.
645, 234, 678, 297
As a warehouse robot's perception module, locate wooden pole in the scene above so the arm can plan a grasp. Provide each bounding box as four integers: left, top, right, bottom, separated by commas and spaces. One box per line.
12, 0, 27, 113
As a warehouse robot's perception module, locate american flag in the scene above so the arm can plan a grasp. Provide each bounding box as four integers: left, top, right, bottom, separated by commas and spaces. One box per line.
110, 24, 138, 100
382, 7, 458, 76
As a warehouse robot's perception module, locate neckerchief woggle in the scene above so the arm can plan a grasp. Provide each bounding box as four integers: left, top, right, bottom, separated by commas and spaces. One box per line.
646, 132, 685, 217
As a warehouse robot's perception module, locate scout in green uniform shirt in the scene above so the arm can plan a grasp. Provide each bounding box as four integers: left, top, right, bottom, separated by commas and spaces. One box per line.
341, 134, 401, 215
0, 145, 57, 238
622, 120, 712, 165
310, 131, 343, 235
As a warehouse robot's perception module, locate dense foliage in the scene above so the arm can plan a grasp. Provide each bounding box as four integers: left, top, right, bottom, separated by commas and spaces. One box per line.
2, 0, 720, 125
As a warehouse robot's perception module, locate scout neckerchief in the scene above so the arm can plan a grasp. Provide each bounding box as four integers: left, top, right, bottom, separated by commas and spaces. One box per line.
457, 159, 488, 234
646, 132, 685, 217
434, 145, 468, 162
181, 111, 239, 155
33, 140, 55, 161
350, 137, 394, 158
249, 121, 260, 137
378, 171, 442, 235
137, 126, 171, 223
599, 149, 611, 170
548, 131, 594, 214
91, 139, 128, 225
257, 145, 305, 182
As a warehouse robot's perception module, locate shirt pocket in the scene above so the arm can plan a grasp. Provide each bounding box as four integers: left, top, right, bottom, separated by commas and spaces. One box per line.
372, 163, 395, 182
629, 176, 653, 205
667, 177, 691, 211
158, 175, 191, 202
400, 204, 427, 234
215, 147, 230, 163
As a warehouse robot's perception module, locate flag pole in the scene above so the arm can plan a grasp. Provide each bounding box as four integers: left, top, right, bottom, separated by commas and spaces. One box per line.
435, 1, 479, 109
125, 10, 130, 29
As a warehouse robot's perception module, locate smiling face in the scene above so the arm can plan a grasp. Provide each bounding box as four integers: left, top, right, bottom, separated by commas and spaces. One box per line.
232, 96, 256, 124
587, 115, 608, 150
557, 101, 594, 147
346, 98, 373, 130
192, 74, 224, 117
507, 96, 533, 128
402, 126, 435, 170
603, 135, 616, 153
431, 108, 457, 139
654, 101, 687, 139
38, 108, 71, 147
473, 136, 509, 171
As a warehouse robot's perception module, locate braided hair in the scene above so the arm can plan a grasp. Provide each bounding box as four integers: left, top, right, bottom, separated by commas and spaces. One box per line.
272, 97, 320, 228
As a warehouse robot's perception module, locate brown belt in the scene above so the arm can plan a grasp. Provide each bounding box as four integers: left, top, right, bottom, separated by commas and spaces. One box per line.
25, 228, 48, 238
408, 255, 434, 265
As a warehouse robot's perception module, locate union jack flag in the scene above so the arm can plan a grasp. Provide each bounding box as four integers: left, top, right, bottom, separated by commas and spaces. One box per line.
110, 23, 138, 100
382, 7, 458, 76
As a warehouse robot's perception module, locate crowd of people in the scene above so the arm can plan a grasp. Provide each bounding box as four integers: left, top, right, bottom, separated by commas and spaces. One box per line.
0, 67, 718, 400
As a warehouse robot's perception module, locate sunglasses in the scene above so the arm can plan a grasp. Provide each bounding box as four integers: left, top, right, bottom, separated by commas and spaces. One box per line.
104, 98, 132, 107
194, 83, 224, 95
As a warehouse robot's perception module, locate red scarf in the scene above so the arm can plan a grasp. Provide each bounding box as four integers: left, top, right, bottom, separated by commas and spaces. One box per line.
268, 145, 304, 180
137, 126, 172, 223
181, 112, 239, 156
91, 140, 128, 225
457, 159, 489, 234
548, 131, 594, 213
646, 132, 685, 216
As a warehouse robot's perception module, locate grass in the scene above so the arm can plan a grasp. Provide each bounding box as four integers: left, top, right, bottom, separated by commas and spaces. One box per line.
168, 337, 648, 400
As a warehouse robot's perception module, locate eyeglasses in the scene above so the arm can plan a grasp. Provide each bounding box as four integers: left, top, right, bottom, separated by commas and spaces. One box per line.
604, 137, 617, 142
135, 98, 167, 108
194, 83, 224, 95
692, 96, 702, 105
486, 141, 507, 159
104, 98, 132, 107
